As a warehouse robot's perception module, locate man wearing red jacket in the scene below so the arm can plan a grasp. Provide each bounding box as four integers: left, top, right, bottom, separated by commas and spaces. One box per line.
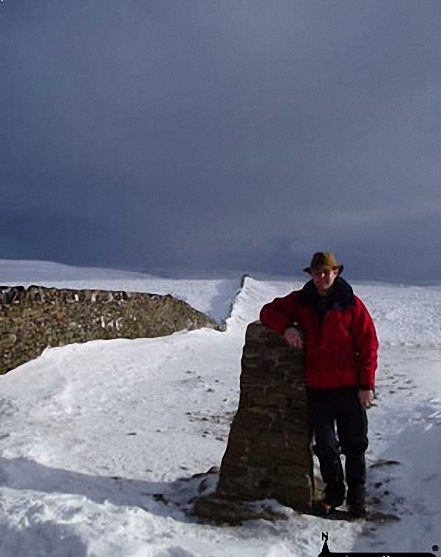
260, 252, 378, 518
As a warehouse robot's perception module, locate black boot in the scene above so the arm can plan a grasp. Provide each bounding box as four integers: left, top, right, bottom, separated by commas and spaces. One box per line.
348, 501, 367, 518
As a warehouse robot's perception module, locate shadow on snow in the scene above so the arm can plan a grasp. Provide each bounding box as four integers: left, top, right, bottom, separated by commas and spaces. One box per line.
0, 457, 217, 523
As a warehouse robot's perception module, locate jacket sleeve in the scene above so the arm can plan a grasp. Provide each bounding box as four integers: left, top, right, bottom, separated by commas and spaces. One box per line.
352, 298, 379, 390
259, 292, 299, 335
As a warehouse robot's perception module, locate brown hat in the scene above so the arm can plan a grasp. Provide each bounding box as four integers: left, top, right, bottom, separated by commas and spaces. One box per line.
303, 252, 344, 274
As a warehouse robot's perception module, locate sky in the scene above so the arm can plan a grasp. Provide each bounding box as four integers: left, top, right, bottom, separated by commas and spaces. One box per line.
1, 0, 441, 282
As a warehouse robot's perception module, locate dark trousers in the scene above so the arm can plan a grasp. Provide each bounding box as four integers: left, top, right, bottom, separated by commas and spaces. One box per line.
307, 386, 368, 505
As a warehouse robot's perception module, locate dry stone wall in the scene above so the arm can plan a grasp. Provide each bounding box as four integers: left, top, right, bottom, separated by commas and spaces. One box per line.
194, 321, 315, 524
0, 285, 218, 375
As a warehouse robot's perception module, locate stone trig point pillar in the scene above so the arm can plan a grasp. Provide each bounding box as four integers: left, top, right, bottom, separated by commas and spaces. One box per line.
194, 321, 315, 523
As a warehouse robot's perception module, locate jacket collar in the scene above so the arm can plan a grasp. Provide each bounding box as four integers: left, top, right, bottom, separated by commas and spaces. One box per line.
298, 276, 355, 309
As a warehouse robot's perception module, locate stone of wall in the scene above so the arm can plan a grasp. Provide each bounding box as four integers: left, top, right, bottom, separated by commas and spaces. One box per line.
194, 321, 315, 523
0, 286, 218, 375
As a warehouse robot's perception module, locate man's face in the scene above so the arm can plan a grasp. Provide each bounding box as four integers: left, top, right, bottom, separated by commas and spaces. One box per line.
311, 268, 339, 295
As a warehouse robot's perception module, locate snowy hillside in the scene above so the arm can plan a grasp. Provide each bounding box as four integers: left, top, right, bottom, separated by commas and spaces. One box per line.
0, 259, 240, 323
0, 260, 440, 556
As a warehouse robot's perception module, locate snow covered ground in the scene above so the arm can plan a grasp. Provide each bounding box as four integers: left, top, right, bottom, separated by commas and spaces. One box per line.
1, 259, 441, 556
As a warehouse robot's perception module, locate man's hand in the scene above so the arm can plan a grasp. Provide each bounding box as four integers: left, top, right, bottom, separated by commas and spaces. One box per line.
283, 327, 303, 349
358, 389, 375, 409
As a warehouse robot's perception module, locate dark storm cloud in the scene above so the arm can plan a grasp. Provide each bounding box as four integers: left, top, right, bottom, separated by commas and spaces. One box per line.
1, 0, 441, 281
0, 209, 113, 265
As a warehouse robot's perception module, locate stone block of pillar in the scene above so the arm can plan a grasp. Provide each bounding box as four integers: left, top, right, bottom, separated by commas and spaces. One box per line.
194, 321, 315, 523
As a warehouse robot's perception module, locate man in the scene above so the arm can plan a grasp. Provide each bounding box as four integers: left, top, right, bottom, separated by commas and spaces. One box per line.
259, 252, 378, 518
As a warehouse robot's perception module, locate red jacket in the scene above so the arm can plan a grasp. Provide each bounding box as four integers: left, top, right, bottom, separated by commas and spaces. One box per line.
259, 278, 378, 390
